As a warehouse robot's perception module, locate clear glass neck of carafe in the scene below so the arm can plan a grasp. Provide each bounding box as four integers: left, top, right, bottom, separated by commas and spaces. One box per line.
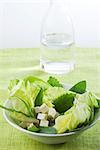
50, 0, 64, 4
49, 0, 66, 13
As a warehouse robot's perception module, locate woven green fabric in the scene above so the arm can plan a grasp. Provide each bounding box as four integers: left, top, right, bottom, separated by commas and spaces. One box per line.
0, 48, 100, 150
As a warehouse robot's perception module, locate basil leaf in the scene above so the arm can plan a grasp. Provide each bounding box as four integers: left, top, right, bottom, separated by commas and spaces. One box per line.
53, 92, 76, 113
34, 89, 43, 106
47, 76, 63, 87
69, 80, 86, 94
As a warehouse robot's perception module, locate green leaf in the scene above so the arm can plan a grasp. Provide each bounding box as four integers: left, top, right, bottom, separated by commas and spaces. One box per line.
7, 78, 41, 122
24, 76, 43, 84
14, 116, 39, 124
27, 124, 39, 132
97, 99, 100, 108
0, 101, 38, 124
24, 76, 49, 90
89, 108, 94, 123
43, 86, 66, 107
9, 79, 40, 107
47, 76, 63, 87
14, 96, 35, 117
53, 91, 76, 113
39, 127, 57, 134
34, 89, 43, 106
0, 104, 30, 117
75, 92, 99, 108
8, 79, 19, 91
69, 80, 86, 94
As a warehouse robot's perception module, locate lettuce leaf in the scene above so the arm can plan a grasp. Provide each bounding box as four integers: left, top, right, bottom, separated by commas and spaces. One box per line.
8, 79, 19, 91
3, 77, 46, 122
9, 80, 40, 107
97, 99, 100, 108
54, 92, 99, 133
43, 86, 66, 107
24, 76, 50, 90
75, 92, 99, 108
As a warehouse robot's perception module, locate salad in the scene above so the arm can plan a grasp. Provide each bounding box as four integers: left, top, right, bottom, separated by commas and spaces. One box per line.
0, 76, 100, 134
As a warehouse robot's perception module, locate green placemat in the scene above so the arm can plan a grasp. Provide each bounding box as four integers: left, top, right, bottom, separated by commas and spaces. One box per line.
0, 48, 100, 150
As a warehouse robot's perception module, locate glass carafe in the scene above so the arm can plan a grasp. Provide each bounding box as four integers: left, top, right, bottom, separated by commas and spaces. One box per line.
40, 0, 75, 74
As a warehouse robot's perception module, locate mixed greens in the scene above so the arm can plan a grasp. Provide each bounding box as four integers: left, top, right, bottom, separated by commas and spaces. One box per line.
0, 76, 100, 134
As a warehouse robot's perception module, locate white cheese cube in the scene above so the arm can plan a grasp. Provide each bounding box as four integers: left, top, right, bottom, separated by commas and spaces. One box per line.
48, 108, 57, 119
40, 120, 49, 127
35, 107, 41, 113
37, 113, 47, 120
39, 103, 49, 113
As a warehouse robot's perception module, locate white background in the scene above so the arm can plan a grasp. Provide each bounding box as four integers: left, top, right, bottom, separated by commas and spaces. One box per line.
0, 0, 100, 48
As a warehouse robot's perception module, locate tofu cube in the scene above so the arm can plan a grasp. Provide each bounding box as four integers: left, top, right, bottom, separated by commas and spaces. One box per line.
35, 107, 41, 113
48, 108, 57, 119
37, 113, 47, 120
40, 120, 49, 127
39, 103, 49, 113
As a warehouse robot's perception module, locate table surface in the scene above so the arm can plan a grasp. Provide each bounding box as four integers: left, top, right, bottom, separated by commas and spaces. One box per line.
0, 48, 100, 150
